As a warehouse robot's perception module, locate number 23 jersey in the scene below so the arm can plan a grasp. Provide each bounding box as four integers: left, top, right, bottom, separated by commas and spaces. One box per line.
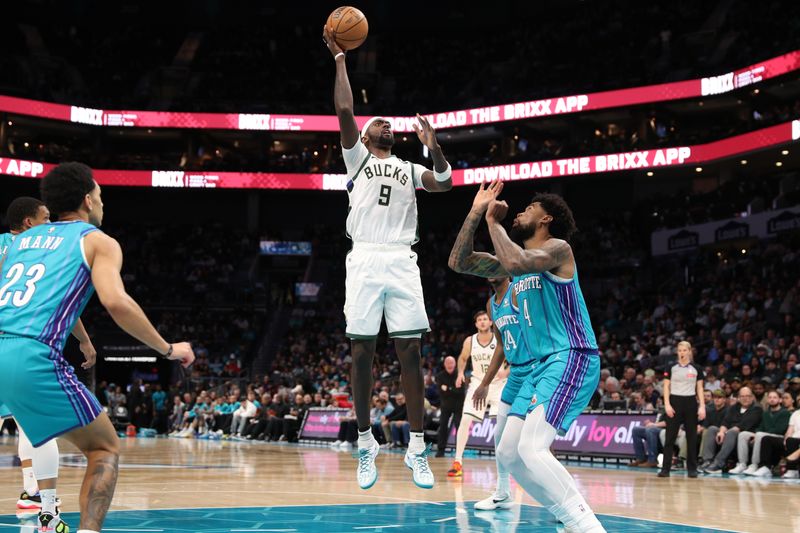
343, 141, 430, 245
0, 221, 99, 350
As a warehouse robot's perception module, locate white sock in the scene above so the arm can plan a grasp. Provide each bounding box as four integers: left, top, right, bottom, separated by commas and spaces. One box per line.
455, 419, 472, 462
561, 494, 606, 532
357, 428, 375, 449
408, 431, 425, 453
40, 488, 57, 515
22, 467, 38, 495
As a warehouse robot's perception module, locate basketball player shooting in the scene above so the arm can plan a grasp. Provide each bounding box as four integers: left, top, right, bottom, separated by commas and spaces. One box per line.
323, 26, 453, 490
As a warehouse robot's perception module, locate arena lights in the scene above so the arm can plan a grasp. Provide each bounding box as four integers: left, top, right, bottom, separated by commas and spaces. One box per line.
1, 120, 796, 190
0, 51, 798, 132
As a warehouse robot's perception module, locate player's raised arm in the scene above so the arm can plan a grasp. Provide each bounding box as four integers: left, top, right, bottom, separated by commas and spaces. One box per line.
85, 231, 194, 368
448, 180, 509, 278
413, 114, 452, 192
323, 26, 359, 149
485, 200, 574, 275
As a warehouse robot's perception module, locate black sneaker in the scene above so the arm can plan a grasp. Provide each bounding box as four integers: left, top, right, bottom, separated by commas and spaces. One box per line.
657, 470, 670, 478
38, 511, 70, 532
703, 463, 723, 474
687, 471, 698, 478
17, 491, 41, 510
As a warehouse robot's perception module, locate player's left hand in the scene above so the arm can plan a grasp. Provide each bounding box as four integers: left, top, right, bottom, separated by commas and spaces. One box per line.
79, 340, 97, 369
472, 384, 488, 411
412, 114, 439, 151
486, 199, 509, 223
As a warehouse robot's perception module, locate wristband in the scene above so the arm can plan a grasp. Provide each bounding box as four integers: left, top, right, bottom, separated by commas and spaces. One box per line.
334, 52, 345, 60
162, 344, 173, 359
434, 162, 452, 182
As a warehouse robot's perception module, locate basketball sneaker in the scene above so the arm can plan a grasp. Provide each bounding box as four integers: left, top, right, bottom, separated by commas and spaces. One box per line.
447, 460, 463, 478
474, 491, 514, 510
355, 441, 380, 490
404, 445, 434, 489
16, 491, 62, 510
38, 511, 69, 532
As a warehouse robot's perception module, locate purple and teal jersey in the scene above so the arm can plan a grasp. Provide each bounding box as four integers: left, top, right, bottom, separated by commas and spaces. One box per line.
512, 265, 597, 361
0, 221, 99, 350
491, 285, 531, 366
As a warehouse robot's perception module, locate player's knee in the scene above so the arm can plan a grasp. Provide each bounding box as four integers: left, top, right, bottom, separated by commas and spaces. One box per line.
496, 434, 518, 469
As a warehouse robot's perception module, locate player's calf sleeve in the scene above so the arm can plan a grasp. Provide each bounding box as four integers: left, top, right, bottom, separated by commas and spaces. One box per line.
518, 405, 605, 532
17, 425, 39, 494
494, 404, 511, 494
31, 437, 59, 482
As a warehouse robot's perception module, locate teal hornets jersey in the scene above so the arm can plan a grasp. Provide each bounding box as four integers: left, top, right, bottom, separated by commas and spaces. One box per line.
0, 232, 13, 259
0, 221, 99, 350
491, 285, 530, 366
512, 265, 598, 361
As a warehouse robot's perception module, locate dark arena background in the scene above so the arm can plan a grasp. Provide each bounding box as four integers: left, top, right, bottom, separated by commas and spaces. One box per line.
1, 1, 799, 532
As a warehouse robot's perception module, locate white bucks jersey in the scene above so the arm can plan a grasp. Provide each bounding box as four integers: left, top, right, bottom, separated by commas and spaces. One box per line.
342, 142, 429, 245
470, 333, 496, 382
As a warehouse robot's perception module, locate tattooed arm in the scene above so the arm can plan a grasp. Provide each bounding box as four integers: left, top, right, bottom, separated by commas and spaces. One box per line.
485, 200, 573, 276
448, 180, 510, 278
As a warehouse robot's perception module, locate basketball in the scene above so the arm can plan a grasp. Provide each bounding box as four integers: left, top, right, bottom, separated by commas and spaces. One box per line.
326, 6, 368, 50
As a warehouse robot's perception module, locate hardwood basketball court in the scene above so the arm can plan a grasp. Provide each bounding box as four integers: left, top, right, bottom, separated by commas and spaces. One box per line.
0, 437, 795, 532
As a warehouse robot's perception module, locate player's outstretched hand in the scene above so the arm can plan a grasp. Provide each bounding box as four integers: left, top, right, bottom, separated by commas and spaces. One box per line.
471, 179, 504, 214
169, 342, 196, 368
322, 26, 344, 58
486, 199, 509, 223
472, 383, 488, 411
79, 340, 97, 369
412, 113, 439, 151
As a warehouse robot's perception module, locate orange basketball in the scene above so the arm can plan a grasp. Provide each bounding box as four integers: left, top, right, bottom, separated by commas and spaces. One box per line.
326, 6, 368, 51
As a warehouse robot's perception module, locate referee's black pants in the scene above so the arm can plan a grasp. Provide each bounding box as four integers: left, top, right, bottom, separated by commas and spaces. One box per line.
437, 399, 464, 452
661, 395, 699, 474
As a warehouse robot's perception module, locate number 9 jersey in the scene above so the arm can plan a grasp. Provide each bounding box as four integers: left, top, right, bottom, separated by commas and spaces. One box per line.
0, 221, 99, 350
342, 139, 430, 245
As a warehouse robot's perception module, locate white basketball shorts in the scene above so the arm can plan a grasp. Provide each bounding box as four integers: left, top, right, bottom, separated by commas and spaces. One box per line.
344, 242, 430, 339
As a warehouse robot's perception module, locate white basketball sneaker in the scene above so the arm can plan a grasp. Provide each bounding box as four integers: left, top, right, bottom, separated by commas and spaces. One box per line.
356, 441, 380, 490
728, 463, 748, 475
404, 445, 434, 489
743, 464, 759, 476
474, 491, 514, 510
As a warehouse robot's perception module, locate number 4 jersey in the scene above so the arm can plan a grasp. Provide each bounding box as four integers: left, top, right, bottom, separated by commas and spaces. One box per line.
342, 140, 430, 245
0, 221, 99, 350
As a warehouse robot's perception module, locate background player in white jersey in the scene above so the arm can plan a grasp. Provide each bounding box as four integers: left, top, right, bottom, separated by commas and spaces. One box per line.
448, 309, 508, 478
323, 27, 453, 490
1, 197, 97, 521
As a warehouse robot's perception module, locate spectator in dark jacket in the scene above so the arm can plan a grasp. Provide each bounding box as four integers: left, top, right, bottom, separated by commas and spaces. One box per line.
384, 393, 409, 447
701, 387, 763, 473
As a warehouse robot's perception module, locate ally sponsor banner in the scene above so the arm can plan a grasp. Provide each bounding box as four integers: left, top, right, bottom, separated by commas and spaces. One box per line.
445, 413, 656, 456
553, 414, 656, 456
651, 205, 800, 256
299, 408, 350, 440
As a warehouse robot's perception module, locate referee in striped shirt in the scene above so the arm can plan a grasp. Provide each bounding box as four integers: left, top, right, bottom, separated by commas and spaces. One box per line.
658, 341, 706, 478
